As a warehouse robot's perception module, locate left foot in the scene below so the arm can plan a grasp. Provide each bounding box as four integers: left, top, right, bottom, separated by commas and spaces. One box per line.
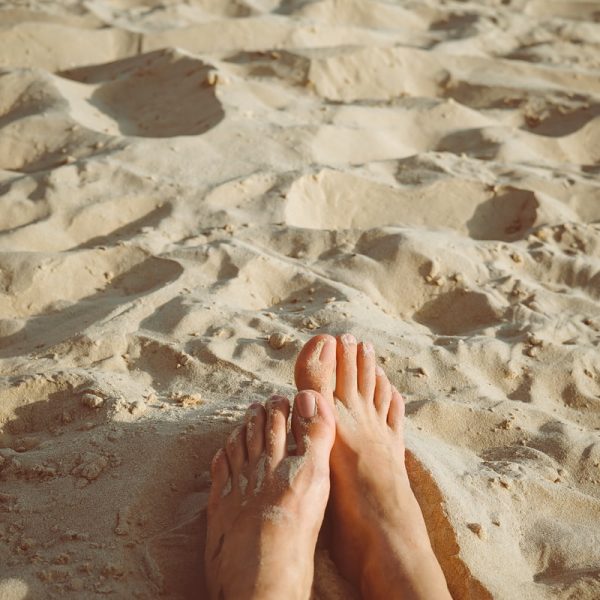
205, 391, 335, 600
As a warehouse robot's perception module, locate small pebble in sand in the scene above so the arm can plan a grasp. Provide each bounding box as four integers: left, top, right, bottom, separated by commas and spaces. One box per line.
510, 252, 523, 263
268, 332, 290, 349
172, 392, 204, 407
107, 429, 123, 442
72, 453, 108, 481
102, 562, 125, 577
467, 523, 483, 537
115, 509, 129, 536
178, 352, 193, 365
53, 553, 70, 565
527, 333, 543, 346
128, 401, 146, 415
80, 393, 104, 409
424, 259, 442, 284
19, 537, 37, 551
303, 317, 319, 330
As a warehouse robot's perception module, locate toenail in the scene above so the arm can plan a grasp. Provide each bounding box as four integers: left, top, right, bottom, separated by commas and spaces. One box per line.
376, 365, 385, 376
341, 333, 356, 345
248, 402, 262, 414
297, 391, 317, 419
319, 337, 333, 358
362, 341, 374, 354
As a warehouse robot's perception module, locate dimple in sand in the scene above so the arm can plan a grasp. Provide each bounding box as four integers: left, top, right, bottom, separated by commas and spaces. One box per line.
205, 334, 452, 599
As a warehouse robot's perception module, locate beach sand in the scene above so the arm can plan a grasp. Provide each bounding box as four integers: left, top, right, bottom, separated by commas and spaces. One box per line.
1, 0, 600, 598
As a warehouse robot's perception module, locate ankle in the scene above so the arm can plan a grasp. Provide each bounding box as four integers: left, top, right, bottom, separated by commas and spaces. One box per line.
362, 546, 451, 600
360, 533, 448, 600
253, 558, 314, 600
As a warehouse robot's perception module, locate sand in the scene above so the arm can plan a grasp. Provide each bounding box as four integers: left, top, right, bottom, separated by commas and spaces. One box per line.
1, 0, 599, 598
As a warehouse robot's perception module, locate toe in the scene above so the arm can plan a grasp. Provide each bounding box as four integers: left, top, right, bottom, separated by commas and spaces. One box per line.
374, 366, 392, 418
294, 334, 336, 399
208, 448, 230, 509
225, 426, 247, 491
357, 341, 376, 401
245, 403, 266, 464
291, 390, 335, 460
265, 395, 290, 471
387, 386, 405, 432
335, 334, 359, 404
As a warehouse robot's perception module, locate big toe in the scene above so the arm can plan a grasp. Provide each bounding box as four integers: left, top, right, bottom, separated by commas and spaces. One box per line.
294, 334, 336, 399
291, 390, 335, 461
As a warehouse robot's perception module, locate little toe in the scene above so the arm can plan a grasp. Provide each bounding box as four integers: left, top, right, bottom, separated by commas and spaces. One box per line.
335, 334, 359, 404
374, 366, 392, 418
225, 426, 247, 491
265, 395, 290, 471
357, 341, 376, 401
244, 402, 266, 465
294, 334, 336, 399
291, 390, 336, 459
208, 448, 230, 510
387, 386, 405, 433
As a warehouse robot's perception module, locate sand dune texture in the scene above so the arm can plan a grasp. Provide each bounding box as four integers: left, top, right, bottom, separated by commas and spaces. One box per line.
1, 0, 600, 598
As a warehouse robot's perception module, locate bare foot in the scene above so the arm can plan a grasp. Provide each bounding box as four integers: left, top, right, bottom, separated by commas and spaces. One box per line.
205, 391, 335, 600
295, 334, 452, 600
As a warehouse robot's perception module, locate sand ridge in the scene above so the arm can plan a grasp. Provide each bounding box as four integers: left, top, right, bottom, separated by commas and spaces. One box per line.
1, 0, 600, 598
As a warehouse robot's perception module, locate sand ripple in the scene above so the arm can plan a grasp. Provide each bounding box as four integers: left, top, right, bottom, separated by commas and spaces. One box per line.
1, 0, 599, 598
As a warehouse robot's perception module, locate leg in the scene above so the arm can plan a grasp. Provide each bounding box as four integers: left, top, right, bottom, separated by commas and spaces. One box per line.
205, 391, 335, 600
295, 334, 452, 600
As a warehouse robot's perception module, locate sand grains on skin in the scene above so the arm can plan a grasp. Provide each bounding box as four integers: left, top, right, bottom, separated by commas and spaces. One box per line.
205, 392, 335, 600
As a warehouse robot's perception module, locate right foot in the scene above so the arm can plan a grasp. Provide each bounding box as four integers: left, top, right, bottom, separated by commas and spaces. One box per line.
295, 334, 452, 600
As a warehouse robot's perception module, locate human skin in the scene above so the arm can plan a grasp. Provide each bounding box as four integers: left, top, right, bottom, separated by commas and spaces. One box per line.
204, 390, 335, 600
204, 334, 452, 600
295, 333, 452, 600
